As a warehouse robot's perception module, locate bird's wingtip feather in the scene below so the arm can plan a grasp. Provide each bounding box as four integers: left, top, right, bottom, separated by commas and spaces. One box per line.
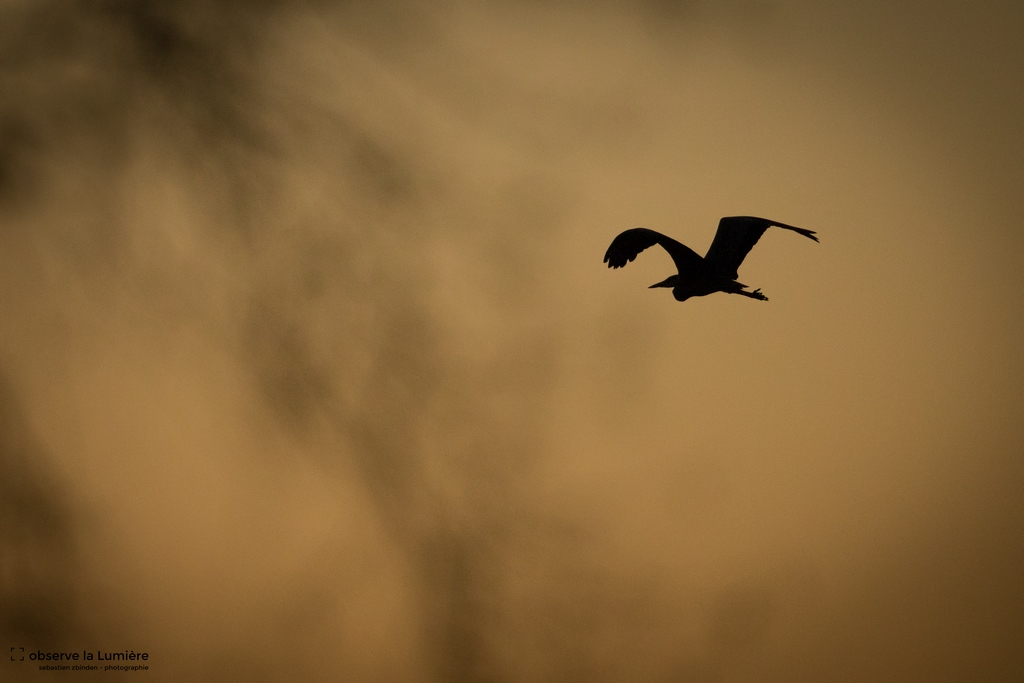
787, 225, 820, 243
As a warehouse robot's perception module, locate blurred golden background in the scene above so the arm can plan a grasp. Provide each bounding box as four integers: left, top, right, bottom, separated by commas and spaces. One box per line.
1, 1, 1021, 681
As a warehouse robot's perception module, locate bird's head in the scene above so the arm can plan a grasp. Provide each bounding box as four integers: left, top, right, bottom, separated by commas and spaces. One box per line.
648, 274, 678, 290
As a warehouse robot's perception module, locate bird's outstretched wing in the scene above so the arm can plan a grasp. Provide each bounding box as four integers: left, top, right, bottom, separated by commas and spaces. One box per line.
703, 216, 818, 280
604, 228, 703, 273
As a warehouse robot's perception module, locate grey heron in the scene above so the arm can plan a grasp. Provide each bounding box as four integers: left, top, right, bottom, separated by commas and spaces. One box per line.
603, 216, 818, 302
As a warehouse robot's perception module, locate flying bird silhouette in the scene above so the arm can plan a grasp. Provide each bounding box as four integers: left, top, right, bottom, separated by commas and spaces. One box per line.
603, 216, 818, 302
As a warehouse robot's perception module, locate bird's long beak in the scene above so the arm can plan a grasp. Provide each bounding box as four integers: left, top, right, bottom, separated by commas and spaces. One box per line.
649, 276, 675, 289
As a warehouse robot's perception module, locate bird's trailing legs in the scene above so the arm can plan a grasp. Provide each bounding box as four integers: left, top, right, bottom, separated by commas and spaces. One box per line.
736, 288, 769, 301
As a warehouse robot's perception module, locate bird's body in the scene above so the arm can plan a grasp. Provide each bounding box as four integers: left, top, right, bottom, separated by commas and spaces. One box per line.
603, 216, 818, 302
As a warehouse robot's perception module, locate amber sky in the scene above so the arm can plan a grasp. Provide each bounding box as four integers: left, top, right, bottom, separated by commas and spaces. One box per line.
1, 1, 1021, 682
